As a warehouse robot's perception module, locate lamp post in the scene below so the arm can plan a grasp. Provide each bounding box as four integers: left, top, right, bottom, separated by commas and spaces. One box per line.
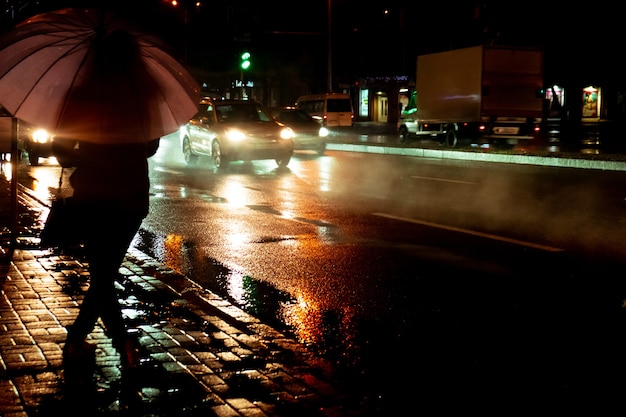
166, 0, 202, 63
327, 0, 332, 92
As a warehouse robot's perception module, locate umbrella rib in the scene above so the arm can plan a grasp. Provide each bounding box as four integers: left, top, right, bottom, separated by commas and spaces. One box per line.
54, 35, 97, 133
143, 48, 195, 128
8, 31, 94, 117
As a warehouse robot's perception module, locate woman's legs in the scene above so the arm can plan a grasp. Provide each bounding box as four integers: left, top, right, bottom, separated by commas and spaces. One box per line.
66, 254, 125, 344
64, 210, 143, 367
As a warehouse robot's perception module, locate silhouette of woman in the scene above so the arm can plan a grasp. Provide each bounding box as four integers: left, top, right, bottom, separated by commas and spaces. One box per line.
52, 28, 161, 371
54, 138, 159, 369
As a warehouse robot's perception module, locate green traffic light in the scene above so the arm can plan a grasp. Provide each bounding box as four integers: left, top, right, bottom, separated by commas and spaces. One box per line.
241, 52, 251, 70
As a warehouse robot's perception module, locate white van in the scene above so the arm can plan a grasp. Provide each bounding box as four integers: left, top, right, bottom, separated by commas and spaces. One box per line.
295, 93, 354, 127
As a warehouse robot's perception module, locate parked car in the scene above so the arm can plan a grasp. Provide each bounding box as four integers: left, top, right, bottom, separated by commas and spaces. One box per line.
270, 107, 328, 155
0, 104, 53, 166
180, 98, 295, 169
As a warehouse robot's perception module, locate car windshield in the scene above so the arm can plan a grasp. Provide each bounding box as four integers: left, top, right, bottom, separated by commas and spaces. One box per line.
216, 103, 271, 122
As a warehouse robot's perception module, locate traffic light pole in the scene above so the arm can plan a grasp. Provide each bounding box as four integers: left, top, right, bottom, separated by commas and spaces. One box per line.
239, 51, 251, 100
240, 69, 245, 99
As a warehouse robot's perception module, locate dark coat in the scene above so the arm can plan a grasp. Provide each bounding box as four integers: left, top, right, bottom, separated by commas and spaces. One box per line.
52, 138, 160, 217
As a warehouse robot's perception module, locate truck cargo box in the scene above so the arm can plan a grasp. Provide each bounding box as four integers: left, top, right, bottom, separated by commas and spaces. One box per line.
399, 45, 544, 146
416, 45, 544, 122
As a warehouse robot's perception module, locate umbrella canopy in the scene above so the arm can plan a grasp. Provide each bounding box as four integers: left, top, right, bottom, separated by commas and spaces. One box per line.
0, 8, 200, 144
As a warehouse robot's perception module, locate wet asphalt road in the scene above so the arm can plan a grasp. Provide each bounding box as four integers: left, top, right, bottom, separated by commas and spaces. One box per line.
136, 129, 626, 413
4, 124, 626, 414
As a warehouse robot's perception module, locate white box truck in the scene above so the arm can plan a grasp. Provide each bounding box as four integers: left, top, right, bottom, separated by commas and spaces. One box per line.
398, 45, 545, 147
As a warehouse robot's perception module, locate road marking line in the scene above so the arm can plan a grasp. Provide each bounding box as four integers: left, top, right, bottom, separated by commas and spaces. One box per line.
373, 212, 565, 252
153, 167, 183, 174
409, 175, 477, 185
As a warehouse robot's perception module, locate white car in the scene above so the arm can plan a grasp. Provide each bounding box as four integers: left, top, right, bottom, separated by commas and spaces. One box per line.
180, 98, 294, 169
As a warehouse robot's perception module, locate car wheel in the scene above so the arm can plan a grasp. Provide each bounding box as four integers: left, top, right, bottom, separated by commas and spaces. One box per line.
316, 142, 326, 155
182, 136, 198, 165
28, 151, 39, 166
276, 152, 291, 168
212, 141, 229, 169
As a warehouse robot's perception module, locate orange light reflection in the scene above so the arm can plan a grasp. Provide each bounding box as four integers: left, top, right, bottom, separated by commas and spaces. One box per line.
163, 234, 184, 273
280, 290, 356, 353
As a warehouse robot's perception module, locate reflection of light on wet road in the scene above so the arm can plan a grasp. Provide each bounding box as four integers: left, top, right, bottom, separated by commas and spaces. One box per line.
225, 230, 251, 255
1, 159, 12, 180
164, 234, 184, 272
280, 291, 323, 345
152, 184, 166, 198
317, 157, 334, 192
275, 174, 299, 218
580, 148, 601, 155
31, 166, 63, 202
132, 232, 168, 270
316, 225, 337, 243
280, 290, 357, 353
289, 153, 336, 193
152, 183, 187, 199
152, 184, 227, 202
220, 177, 252, 207
226, 271, 246, 306
132, 232, 191, 278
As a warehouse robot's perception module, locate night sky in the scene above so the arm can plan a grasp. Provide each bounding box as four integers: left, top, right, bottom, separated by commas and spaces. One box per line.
1, 0, 623, 89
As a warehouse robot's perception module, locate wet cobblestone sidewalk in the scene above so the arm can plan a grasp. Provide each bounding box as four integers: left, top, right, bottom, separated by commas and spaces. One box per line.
0, 247, 360, 417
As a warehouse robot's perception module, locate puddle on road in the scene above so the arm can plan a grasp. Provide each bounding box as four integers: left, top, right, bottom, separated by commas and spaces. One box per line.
133, 228, 295, 334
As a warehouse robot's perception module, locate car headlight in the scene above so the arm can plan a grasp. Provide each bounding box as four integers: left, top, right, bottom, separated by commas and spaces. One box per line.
280, 127, 295, 140
225, 129, 246, 142
318, 127, 329, 137
32, 128, 51, 144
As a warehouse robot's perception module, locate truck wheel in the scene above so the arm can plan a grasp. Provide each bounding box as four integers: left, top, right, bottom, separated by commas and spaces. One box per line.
445, 129, 458, 147
399, 126, 409, 144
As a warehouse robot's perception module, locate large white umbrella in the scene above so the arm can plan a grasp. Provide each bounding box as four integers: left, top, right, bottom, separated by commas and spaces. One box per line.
0, 8, 200, 143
